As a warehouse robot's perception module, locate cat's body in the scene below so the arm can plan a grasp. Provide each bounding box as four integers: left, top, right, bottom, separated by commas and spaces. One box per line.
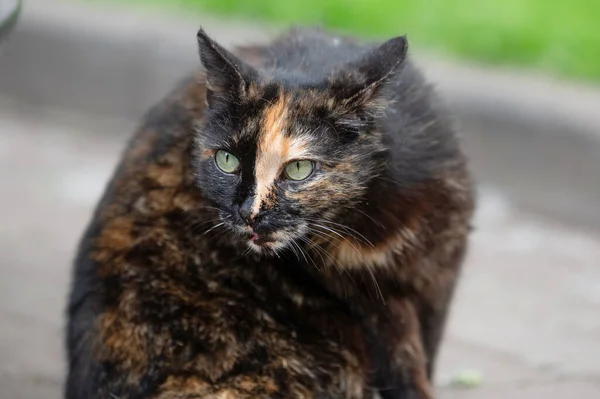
66, 27, 474, 399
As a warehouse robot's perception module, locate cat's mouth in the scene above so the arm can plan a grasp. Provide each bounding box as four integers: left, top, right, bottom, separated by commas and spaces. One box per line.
245, 229, 293, 255
230, 220, 307, 255
249, 232, 275, 246
247, 232, 279, 254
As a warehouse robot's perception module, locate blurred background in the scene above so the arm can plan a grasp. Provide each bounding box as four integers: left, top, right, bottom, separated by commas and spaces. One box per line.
0, 0, 599, 398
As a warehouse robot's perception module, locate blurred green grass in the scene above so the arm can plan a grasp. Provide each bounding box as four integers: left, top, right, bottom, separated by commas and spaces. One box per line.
132, 0, 600, 81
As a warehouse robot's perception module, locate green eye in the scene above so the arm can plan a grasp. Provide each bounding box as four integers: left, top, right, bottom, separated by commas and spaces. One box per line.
284, 160, 315, 181
215, 150, 240, 173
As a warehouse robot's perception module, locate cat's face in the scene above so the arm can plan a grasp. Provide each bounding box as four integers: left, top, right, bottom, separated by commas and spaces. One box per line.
195, 85, 384, 253
193, 29, 407, 254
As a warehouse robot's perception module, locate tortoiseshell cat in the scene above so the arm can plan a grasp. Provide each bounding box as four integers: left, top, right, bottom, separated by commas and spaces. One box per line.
66, 27, 475, 399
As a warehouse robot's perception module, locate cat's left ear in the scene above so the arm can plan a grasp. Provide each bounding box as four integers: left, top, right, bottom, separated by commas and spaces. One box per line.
197, 28, 257, 107
330, 35, 408, 111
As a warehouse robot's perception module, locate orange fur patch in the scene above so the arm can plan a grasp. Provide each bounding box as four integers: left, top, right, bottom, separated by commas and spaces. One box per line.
252, 94, 311, 216
326, 226, 418, 270
94, 216, 135, 263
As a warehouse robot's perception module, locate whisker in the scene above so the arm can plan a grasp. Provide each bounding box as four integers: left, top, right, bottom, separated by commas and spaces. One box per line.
373, 175, 407, 188
306, 218, 374, 247
305, 228, 348, 257
310, 223, 364, 259
179, 205, 220, 221
307, 227, 380, 298
297, 236, 324, 272
202, 222, 225, 236
365, 264, 385, 303
190, 217, 222, 227
300, 232, 345, 270
300, 234, 356, 294
298, 235, 324, 259
338, 206, 386, 229
291, 238, 314, 269
302, 246, 320, 272
190, 205, 221, 212
189, 218, 223, 234
288, 239, 301, 262
235, 246, 253, 260
292, 239, 309, 265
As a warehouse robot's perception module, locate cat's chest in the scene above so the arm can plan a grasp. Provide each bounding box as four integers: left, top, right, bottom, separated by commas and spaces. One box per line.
97, 245, 374, 397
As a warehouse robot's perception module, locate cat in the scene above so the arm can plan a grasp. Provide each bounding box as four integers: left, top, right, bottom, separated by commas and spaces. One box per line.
65, 26, 475, 399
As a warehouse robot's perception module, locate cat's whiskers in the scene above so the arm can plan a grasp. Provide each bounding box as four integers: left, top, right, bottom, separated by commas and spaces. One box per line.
236, 245, 255, 260
304, 225, 368, 283
307, 224, 384, 302
179, 205, 223, 234
297, 235, 327, 271
373, 175, 406, 188
306, 217, 374, 248
179, 205, 220, 222
364, 261, 385, 302
202, 222, 225, 237
299, 234, 356, 295
189, 218, 223, 234
339, 205, 386, 229
304, 228, 347, 262
302, 230, 348, 271
289, 238, 313, 268
287, 239, 302, 262
310, 223, 365, 258
192, 205, 221, 211
294, 241, 310, 265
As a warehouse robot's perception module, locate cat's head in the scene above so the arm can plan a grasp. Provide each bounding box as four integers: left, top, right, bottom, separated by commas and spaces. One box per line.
193, 29, 408, 255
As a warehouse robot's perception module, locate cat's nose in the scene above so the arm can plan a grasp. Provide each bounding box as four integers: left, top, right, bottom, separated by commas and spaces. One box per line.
238, 197, 254, 225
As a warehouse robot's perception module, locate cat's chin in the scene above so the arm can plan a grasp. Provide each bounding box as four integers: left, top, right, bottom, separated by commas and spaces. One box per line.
246, 239, 288, 256
230, 223, 308, 257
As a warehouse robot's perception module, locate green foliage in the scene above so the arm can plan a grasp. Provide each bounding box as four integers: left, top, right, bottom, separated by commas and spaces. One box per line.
131, 0, 600, 81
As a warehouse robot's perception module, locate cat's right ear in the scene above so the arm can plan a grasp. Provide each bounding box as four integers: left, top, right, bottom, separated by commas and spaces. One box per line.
329, 35, 408, 114
197, 29, 257, 107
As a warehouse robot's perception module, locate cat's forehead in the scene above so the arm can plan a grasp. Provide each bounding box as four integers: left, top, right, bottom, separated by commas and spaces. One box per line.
250, 91, 313, 158
239, 85, 327, 134
231, 86, 328, 152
